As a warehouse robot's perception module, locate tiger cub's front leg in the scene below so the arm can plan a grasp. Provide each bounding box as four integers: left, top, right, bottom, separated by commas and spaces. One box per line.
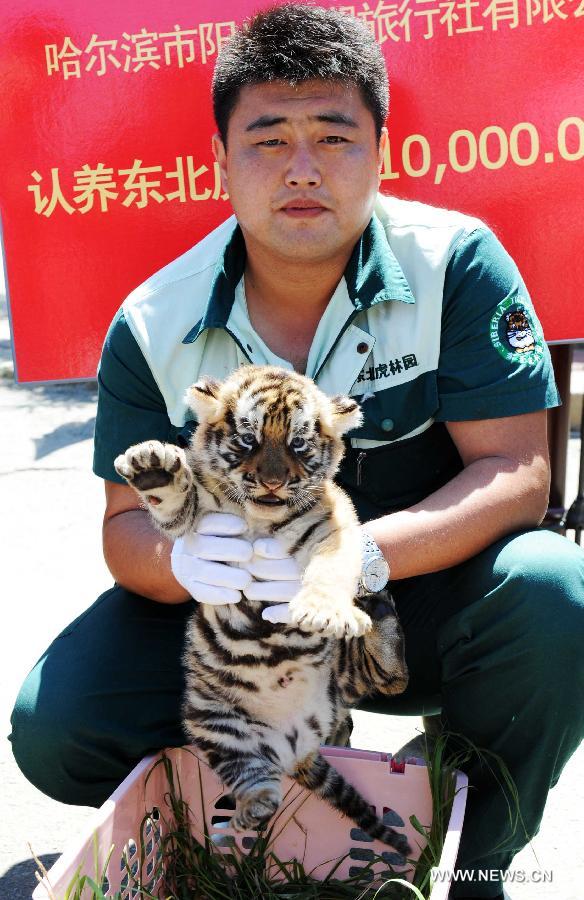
284, 487, 373, 639
288, 530, 372, 639
114, 440, 197, 537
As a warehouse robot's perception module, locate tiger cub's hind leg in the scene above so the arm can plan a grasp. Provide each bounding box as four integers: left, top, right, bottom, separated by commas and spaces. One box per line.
232, 783, 282, 832
336, 590, 408, 706
361, 590, 408, 696
186, 720, 284, 832
210, 747, 283, 832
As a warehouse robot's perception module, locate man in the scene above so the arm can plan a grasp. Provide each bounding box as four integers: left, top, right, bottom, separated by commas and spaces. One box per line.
10, 5, 584, 898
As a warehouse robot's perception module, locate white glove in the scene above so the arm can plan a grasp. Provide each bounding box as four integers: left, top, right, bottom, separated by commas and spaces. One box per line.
243, 538, 301, 624
171, 513, 253, 604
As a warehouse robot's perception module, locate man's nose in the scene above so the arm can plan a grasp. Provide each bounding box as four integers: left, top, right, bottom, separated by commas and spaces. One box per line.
284, 146, 322, 188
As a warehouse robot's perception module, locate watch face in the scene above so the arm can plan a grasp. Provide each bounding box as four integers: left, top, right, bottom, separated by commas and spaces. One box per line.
364, 558, 389, 592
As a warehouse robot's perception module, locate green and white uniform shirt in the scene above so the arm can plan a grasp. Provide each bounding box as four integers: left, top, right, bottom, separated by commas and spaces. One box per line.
93, 194, 559, 523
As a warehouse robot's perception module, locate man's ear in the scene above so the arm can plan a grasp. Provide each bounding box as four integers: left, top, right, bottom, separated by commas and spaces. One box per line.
329, 396, 363, 437
212, 133, 229, 195
186, 377, 223, 423
377, 127, 388, 181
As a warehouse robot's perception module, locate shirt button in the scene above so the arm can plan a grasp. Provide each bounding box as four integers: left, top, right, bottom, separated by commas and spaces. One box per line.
381, 418, 394, 432
357, 342, 369, 354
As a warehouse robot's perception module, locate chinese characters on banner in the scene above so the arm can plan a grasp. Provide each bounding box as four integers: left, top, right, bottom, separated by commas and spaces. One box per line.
0, 0, 582, 380
28, 158, 228, 217
28, 114, 584, 218
43, 1, 584, 81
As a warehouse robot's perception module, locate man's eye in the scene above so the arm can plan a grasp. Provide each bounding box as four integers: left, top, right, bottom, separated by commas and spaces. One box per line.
322, 136, 348, 144
290, 436, 307, 451
238, 433, 256, 447
258, 139, 285, 147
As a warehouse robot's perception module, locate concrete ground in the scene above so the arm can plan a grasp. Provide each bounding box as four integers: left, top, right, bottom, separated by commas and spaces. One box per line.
0, 291, 582, 900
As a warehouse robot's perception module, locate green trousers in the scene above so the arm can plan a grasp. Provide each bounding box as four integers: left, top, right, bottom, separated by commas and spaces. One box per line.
10, 529, 584, 899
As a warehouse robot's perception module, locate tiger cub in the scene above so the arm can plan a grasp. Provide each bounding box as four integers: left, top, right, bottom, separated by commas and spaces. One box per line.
114, 365, 409, 854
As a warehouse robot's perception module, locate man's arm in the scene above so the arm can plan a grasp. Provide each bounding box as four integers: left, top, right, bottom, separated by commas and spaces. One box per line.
103, 481, 190, 604
365, 409, 550, 581
105, 409, 549, 600
95, 311, 192, 603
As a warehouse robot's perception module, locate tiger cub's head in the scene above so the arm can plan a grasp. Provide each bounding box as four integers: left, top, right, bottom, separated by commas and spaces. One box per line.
186, 365, 362, 519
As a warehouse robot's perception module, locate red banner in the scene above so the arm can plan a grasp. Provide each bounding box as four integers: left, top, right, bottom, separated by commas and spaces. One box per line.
0, 0, 582, 381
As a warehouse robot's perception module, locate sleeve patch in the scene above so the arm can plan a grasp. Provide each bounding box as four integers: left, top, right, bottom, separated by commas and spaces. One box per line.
490, 294, 545, 366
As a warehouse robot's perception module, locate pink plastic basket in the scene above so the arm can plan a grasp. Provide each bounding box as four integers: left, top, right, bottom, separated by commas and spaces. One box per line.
32, 745, 467, 899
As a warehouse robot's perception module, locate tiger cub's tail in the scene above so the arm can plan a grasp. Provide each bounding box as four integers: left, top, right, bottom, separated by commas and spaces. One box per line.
294, 752, 411, 855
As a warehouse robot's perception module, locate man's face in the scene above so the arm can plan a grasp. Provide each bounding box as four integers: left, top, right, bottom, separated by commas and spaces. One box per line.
213, 80, 387, 265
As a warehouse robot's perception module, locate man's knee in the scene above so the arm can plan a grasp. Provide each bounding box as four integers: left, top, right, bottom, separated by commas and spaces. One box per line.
439, 531, 584, 722
490, 530, 584, 657
9, 585, 189, 807
10, 663, 102, 806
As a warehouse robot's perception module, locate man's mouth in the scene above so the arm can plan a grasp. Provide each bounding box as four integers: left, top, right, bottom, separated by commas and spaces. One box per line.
280, 199, 328, 218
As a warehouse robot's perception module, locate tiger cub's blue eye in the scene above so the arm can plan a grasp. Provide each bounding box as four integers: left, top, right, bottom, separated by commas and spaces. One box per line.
239, 433, 255, 446
290, 436, 307, 451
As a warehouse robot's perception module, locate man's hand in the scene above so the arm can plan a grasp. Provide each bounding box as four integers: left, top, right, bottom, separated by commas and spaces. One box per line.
171, 513, 254, 604
243, 538, 302, 623
171, 515, 301, 618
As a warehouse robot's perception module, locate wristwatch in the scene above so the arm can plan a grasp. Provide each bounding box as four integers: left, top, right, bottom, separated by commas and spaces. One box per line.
358, 533, 390, 597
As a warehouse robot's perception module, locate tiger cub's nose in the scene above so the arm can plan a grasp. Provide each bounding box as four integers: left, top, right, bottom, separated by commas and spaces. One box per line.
260, 477, 286, 491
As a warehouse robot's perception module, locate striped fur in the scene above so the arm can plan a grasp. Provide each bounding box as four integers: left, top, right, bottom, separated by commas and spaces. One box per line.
115, 365, 409, 853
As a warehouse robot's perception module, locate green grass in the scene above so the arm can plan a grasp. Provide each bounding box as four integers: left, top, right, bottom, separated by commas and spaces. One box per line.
405, 731, 522, 898
142, 751, 418, 900
33, 734, 521, 900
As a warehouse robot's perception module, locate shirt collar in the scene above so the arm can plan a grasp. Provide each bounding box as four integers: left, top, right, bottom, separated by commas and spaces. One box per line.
182, 223, 246, 344
344, 212, 415, 309
182, 211, 414, 345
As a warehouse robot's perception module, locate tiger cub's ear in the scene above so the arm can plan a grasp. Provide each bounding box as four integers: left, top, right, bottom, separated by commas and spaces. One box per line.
186, 377, 223, 423
329, 395, 363, 437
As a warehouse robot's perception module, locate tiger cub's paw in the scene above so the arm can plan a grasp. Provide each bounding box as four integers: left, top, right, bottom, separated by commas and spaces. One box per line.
289, 592, 372, 639
114, 441, 191, 503
231, 785, 281, 832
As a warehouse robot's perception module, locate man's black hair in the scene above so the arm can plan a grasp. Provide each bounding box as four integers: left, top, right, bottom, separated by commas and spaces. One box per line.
212, 4, 389, 144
